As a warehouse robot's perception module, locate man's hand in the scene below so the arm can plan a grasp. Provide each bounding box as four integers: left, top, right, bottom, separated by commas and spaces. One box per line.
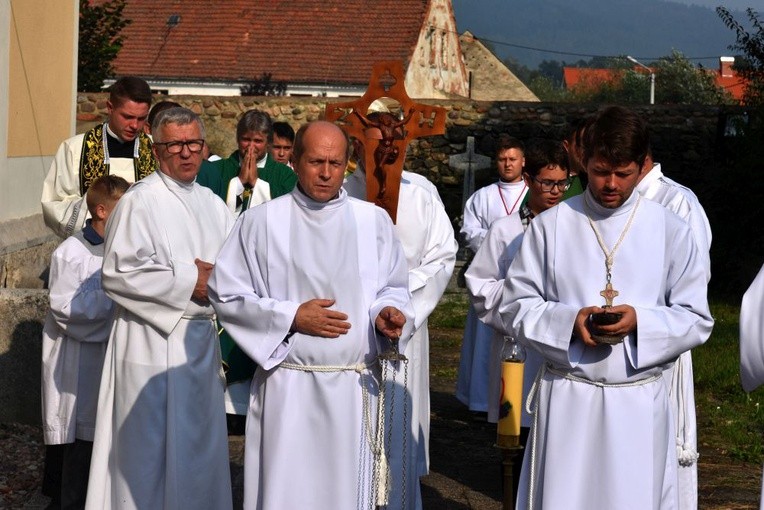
238, 144, 259, 187
573, 306, 603, 347
375, 306, 406, 340
573, 304, 638, 347
293, 299, 351, 338
591, 304, 637, 340
192, 258, 214, 303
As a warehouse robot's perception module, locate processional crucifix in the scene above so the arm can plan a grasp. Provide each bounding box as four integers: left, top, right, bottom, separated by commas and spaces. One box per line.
325, 61, 447, 223
325, 62, 448, 508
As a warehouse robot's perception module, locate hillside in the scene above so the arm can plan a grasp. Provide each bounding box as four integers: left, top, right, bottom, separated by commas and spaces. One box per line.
452, 0, 748, 68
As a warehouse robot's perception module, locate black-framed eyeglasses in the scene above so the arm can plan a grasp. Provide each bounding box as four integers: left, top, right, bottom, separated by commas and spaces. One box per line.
154, 139, 205, 154
530, 176, 571, 193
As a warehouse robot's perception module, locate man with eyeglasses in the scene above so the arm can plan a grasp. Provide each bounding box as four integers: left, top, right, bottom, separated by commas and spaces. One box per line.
42, 76, 155, 239
498, 106, 712, 509
86, 107, 234, 510
465, 138, 570, 497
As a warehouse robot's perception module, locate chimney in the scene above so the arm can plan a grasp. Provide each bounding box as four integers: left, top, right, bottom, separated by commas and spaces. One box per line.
720, 56, 735, 78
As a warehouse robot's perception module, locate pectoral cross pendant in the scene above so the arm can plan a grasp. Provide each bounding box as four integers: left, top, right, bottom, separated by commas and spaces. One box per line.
600, 281, 619, 308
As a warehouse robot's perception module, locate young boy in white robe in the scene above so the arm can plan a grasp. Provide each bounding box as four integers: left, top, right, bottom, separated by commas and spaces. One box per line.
41, 175, 129, 509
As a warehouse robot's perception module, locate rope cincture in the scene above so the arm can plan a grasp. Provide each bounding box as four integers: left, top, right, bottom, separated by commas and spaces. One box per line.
671, 355, 699, 467
279, 360, 388, 508
524, 364, 662, 509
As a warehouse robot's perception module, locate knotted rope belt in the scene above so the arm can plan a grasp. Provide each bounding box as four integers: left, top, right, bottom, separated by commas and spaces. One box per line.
524, 363, 663, 510
279, 360, 390, 507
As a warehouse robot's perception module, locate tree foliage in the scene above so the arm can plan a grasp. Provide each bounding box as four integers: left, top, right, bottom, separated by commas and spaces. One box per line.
78, 0, 130, 92
527, 75, 572, 102
564, 52, 732, 105
717, 7, 764, 106
653, 51, 734, 105
709, 8, 764, 294
240, 73, 287, 96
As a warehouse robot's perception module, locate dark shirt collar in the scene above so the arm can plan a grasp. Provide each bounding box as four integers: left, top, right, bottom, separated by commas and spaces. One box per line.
82, 219, 104, 245
105, 125, 137, 158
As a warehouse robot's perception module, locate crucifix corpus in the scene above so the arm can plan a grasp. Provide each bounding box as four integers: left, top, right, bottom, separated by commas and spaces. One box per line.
325, 61, 446, 223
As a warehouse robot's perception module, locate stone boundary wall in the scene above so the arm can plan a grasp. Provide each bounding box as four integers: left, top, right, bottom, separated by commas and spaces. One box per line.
77, 94, 744, 224
0, 96, 747, 423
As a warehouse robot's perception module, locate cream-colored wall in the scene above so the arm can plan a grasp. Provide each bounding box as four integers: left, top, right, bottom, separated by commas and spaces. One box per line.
406, 0, 469, 99
2, 0, 77, 222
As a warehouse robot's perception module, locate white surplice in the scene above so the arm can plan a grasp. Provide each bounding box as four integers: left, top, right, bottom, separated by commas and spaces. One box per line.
41, 133, 140, 239
208, 188, 414, 510
740, 263, 764, 510
501, 190, 713, 510
344, 170, 457, 508
458, 180, 528, 412
41, 230, 112, 445
85, 171, 234, 510
637, 162, 713, 510
465, 212, 542, 425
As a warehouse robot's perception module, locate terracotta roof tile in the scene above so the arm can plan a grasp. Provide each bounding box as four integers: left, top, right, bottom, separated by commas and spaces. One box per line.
563, 67, 623, 91
102, 0, 430, 85
565, 65, 749, 102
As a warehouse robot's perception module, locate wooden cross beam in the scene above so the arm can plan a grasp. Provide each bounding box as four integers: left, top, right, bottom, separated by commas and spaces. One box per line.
325, 61, 447, 223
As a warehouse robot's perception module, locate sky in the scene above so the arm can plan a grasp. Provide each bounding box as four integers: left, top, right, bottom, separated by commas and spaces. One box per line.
452, 0, 758, 68
680, 1, 764, 10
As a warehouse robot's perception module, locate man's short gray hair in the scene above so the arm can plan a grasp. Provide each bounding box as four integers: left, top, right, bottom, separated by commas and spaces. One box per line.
236, 110, 273, 142
151, 107, 206, 142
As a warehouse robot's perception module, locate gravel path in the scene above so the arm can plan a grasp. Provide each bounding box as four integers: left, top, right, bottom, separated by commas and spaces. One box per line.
1, 312, 761, 509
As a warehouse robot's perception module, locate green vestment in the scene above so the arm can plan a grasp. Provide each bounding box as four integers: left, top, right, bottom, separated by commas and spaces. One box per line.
197, 151, 297, 202
197, 151, 297, 384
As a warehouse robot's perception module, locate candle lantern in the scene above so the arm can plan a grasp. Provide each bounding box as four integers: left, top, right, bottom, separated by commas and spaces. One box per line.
497, 335, 525, 448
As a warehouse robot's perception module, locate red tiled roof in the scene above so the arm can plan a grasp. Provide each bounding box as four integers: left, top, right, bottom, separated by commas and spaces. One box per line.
563, 67, 624, 91
104, 0, 430, 85
715, 74, 747, 102
564, 64, 749, 102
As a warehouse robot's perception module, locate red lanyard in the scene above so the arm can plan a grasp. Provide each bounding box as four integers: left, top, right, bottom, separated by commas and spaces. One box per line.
497, 183, 526, 215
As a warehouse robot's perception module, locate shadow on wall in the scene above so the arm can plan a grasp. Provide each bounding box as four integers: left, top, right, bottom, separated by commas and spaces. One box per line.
0, 314, 45, 424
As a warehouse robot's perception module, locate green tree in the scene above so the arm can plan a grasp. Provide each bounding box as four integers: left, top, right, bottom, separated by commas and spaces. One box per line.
652, 51, 733, 105
717, 7, 764, 106
567, 52, 732, 105
78, 0, 130, 92
710, 8, 764, 294
240, 73, 287, 96
502, 56, 534, 85
537, 60, 564, 86
527, 75, 571, 102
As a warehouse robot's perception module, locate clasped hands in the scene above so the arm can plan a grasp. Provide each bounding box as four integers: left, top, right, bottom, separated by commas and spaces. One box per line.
573, 304, 637, 347
293, 298, 406, 340
238, 145, 259, 188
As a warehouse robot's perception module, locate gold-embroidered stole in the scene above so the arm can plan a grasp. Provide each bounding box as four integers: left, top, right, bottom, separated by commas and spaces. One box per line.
78, 124, 155, 194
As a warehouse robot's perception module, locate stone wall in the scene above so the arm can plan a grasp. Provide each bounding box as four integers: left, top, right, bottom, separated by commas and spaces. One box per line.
0, 96, 743, 423
77, 94, 743, 225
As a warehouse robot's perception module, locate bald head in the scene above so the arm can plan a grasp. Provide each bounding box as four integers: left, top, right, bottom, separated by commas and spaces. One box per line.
294, 121, 349, 202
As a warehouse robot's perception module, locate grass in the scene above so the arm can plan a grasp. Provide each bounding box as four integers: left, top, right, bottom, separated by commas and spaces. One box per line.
428, 292, 470, 329
696, 300, 764, 464
428, 293, 764, 465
